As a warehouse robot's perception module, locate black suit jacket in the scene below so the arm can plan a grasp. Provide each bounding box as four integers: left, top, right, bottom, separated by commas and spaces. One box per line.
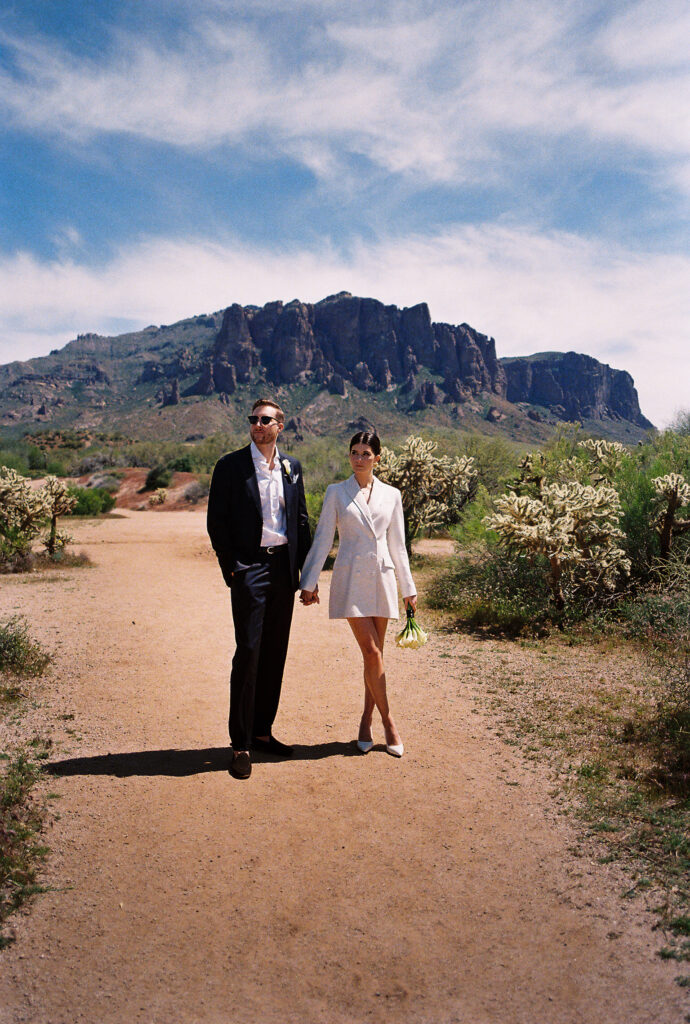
207, 445, 311, 592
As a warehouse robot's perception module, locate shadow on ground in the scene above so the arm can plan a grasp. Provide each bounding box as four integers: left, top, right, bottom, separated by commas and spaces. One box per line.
44, 742, 359, 778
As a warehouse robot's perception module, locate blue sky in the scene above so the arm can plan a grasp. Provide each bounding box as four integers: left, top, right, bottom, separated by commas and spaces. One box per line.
1, 0, 688, 426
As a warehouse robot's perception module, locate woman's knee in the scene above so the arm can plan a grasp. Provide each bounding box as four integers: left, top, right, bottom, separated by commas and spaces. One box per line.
360, 643, 383, 667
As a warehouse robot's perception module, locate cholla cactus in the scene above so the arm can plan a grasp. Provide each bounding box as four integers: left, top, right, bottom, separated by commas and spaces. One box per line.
512, 439, 627, 496
149, 488, 168, 506
652, 472, 690, 559
376, 436, 477, 552
577, 439, 626, 483
0, 467, 50, 564
42, 475, 77, 556
484, 480, 630, 609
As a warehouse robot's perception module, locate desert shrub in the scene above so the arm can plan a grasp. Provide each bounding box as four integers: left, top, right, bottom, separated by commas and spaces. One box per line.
183, 480, 209, 504
72, 454, 113, 475
86, 474, 120, 493
168, 456, 192, 473
0, 618, 51, 677
119, 435, 241, 475
0, 450, 29, 474
305, 491, 324, 534
27, 446, 46, 472
616, 559, 690, 643
144, 465, 172, 490
447, 484, 496, 547
615, 457, 660, 580
649, 647, 690, 788
618, 592, 690, 643
671, 409, 690, 436
149, 488, 167, 506
458, 434, 521, 494
290, 436, 349, 494
427, 549, 553, 635
67, 487, 116, 516
0, 746, 48, 946
619, 562, 690, 789
613, 431, 690, 580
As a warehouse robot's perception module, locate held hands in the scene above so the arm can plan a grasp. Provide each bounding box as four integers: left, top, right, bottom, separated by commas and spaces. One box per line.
300, 585, 320, 606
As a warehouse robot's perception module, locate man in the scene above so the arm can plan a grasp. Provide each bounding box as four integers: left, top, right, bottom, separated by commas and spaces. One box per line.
207, 399, 312, 779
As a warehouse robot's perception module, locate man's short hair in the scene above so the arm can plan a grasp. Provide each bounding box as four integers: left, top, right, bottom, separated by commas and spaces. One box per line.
252, 397, 285, 423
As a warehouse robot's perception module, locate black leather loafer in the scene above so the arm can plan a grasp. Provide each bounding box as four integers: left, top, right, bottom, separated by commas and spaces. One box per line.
230, 750, 252, 779
251, 736, 294, 758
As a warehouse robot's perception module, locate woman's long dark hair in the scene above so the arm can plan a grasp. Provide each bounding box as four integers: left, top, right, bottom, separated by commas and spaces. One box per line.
349, 430, 381, 456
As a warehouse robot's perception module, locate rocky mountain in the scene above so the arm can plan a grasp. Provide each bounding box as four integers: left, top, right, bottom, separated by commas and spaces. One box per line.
0, 291, 653, 441
501, 352, 654, 430
182, 291, 506, 405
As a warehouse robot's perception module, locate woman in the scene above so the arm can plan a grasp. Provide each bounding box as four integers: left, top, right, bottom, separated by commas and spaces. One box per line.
299, 431, 417, 757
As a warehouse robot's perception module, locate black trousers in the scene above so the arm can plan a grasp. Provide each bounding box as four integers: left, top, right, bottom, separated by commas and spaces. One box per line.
228, 547, 294, 750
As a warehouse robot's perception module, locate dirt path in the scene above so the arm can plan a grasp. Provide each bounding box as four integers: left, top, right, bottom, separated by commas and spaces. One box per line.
0, 512, 686, 1024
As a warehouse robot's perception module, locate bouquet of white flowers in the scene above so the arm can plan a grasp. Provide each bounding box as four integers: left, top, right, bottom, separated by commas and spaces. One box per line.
395, 605, 428, 649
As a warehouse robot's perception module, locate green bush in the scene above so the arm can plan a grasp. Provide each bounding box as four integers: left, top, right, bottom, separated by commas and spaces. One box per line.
458, 434, 519, 494
0, 618, 51, 677
446, 484, 496, 547
67, 487, 116, 516
167, 456, 192, 473
144, 465, 172, 490
427, 549, 553, 635
615, 457, 660, 580
0, 451, 29, 475
617, 591, 690, 644
305, 491, 324, 534
27, 446, 46, 472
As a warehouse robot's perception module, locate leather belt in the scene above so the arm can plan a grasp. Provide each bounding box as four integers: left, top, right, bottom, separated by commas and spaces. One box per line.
261, 545, 287, 555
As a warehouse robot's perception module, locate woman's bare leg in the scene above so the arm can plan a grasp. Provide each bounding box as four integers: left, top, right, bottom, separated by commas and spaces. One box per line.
348, 616, 401, 747
359, 684, 376, 742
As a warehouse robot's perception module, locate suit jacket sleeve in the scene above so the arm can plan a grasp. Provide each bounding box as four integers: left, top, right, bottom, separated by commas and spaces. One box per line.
298, 484, 337, 592
207, 456, 236, 587
294, 458, 312, 571
387, 489, 416, 598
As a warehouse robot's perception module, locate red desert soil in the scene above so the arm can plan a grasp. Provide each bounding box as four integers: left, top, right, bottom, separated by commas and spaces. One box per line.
0, 510, 686, 1024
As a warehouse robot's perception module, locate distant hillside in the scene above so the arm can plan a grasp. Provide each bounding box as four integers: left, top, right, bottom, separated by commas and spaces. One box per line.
0, 292, 654, 444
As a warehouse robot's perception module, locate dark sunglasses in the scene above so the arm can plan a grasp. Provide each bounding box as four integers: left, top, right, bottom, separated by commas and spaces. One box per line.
248, 414, 277, 426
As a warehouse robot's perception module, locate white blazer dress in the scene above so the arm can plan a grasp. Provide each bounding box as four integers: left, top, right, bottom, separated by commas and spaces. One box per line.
299, 475, 416, 619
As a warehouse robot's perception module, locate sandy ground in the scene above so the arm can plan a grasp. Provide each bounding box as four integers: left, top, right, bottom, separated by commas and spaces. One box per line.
0, 511, 687, 1024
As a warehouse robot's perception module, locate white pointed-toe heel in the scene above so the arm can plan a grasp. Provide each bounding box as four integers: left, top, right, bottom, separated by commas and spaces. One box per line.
386, 742, 404, 758
357, 739, 374, 753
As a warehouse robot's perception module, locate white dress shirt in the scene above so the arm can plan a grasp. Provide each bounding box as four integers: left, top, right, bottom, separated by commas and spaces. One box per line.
250, 441, 288, 547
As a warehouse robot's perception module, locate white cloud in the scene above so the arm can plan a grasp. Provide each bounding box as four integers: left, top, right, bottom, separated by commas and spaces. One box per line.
599, 0, 690, 71
0, 224, 687, 427
1, 0, 689, 188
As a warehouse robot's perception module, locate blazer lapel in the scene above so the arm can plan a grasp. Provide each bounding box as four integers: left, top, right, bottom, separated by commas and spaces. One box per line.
345, 475, 376, 536
277, 450, 293, 529
241, 445, 262, 519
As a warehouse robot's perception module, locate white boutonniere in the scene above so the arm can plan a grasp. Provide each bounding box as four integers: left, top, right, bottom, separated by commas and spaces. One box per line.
281, 457, 300, 484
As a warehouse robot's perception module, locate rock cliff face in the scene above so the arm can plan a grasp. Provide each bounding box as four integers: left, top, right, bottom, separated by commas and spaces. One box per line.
190, 291, 507, 406
0, 292, 653, 434
501, 352, 653, 429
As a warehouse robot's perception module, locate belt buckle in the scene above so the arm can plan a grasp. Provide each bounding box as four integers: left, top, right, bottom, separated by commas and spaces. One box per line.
265, 545, 276, 555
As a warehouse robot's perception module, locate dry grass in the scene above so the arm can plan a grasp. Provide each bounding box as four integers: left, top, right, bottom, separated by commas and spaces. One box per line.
414, 542, 690, 963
